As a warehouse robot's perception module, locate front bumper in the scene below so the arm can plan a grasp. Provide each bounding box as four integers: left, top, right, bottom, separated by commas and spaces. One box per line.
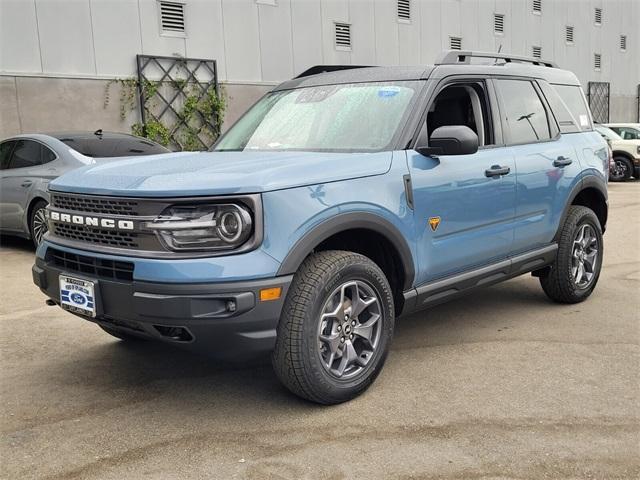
33, 253, 292, 359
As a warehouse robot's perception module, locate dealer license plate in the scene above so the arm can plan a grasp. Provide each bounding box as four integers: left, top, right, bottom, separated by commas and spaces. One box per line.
59, 275, 96, 317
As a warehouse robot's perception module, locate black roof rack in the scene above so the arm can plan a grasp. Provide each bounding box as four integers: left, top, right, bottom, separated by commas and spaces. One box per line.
435, 50, 557, 68
295, 65, 373, 79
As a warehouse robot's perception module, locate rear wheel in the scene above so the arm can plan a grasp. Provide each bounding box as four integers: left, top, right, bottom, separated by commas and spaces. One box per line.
540, 206, 603, 303
29, 200, 48, 247
272, 250, 395, 404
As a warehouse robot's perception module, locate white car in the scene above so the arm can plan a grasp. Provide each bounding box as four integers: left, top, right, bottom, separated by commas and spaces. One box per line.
595, 124, 640, 181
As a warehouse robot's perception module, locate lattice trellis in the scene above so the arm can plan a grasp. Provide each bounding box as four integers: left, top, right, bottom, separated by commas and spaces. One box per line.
136, 54, 222, 151
587, 81, 610, 124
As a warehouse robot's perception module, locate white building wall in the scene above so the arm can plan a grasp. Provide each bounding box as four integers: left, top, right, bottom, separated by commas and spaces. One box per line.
1, 0, 638, 136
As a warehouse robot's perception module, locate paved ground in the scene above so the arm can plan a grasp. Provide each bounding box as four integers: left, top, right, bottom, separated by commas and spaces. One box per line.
1, 181, 638, 480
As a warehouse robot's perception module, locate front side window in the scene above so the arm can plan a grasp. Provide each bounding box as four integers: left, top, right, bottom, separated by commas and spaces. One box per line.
496, 79, 551, 144
0, 141, 16, 169
214, 81, 422, 153
611, 127, 640, 140
9, 140, 42, 169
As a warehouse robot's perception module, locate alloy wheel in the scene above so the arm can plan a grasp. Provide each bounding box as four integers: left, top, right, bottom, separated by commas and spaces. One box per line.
32, 208, 48, 246
317, 280, 383, 379
571, 224, 599, 289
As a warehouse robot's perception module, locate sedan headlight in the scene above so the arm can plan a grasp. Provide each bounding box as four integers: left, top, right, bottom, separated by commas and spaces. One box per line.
147, 203, 253, 251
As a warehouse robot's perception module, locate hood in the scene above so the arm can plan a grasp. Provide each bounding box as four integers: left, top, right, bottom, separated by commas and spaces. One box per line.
49, 151, 392, 197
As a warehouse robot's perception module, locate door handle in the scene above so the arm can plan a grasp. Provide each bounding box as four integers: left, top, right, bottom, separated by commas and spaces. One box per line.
485, 165, 511, 177
21, 180, 33, 188
553, 156, 573, 167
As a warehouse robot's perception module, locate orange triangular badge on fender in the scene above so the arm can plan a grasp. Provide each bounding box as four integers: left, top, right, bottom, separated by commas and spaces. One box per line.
428, 216, 441, 232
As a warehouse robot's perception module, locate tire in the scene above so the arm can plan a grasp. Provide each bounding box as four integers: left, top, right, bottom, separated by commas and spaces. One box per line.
272, 250, 395, 404
540, 206, 603, 304
29, 200, 48, 247
610, 156, 633, 182
99, 325, 145, 342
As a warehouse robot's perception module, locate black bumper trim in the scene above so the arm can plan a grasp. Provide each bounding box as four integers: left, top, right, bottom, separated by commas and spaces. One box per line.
34, 257, 292, 359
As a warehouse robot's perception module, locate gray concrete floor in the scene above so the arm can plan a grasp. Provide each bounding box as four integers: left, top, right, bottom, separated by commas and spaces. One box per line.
1, 182, 639, 480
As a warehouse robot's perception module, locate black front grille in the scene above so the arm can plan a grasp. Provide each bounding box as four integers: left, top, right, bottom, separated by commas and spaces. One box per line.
48, 248, 134, 281
52, 223, 139, 248
51, 193, 139, 216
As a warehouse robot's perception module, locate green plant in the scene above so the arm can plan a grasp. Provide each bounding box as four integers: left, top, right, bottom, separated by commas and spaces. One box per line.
103, 63, 226, 151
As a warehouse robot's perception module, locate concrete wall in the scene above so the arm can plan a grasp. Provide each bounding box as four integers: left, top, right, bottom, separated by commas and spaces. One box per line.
1, 0, 638, 140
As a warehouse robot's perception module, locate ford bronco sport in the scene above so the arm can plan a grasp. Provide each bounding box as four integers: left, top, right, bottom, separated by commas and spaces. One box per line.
33, 51, 609, 404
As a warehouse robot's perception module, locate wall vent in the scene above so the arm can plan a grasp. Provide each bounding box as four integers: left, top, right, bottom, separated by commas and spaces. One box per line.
594, 7, 602, 25
565, 26, 574, 44
398, 0, 411, 21
449, 36, 462, 50
334, 23, 352, 50
532, 46, 542, 58
594, 53, 602, 70
532, 0, 542, 14
620, 35, 627, 51
494, 14, 504, 34
159, 1, 185, 34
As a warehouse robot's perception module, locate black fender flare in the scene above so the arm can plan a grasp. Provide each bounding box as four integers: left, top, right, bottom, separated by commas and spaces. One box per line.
276, 211, 415, 290
554, 175, 608, 241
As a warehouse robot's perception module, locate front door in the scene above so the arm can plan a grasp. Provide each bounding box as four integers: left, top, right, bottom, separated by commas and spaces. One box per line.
408, 79, 516, 285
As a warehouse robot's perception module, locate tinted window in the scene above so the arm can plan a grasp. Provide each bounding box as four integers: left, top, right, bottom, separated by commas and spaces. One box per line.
10, 140, 42, 169
496, 80, 551, 144
552, 84, 592, 131
0, 141, 16, 170
612, 127, 640, 140
60, 137, 169, 157
41, 145, 57, 163
538, 81, 580, 134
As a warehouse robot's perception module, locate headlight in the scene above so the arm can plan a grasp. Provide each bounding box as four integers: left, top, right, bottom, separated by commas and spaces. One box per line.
147, 203, 253, 251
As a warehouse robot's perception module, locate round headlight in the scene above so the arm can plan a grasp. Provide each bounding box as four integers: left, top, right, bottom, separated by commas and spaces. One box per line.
218, 210, 243, 243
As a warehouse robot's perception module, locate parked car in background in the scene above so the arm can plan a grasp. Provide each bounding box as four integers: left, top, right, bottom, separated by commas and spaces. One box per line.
605, 123, 640, 140
0, 131, 170, 246
594, 124, 640, 181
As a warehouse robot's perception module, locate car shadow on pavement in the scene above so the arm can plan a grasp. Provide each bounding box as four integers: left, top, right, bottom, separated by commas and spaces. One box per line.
33, 277, 552, 409
0, 235, 34, 253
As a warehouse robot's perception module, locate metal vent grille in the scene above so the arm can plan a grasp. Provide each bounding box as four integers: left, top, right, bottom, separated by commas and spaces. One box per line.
159, 1, 185, 33
397, 0, 410, 21
594, 7, 602, 25
532, 46, 542, 58
53, 224, 140, 249
334, 23, 351, 49
620, 35, 627, 51
51, 193, 139, 216
449, 36, 462, 50
594, 53, 602, 70
533, 0, 542, 13
48, 248, 134, 281
565, 26, 574, 43
494, 14, 504, 33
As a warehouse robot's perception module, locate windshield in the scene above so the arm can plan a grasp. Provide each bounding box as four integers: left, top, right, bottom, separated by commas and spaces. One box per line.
595, 125, 622, 140
214, 81, 422, 153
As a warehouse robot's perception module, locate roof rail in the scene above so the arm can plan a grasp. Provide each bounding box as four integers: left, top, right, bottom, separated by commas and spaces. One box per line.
435, 50, 557, 68
294, 65, 373, 79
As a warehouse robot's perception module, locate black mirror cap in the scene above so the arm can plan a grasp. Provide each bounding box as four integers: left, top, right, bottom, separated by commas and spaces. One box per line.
416, 125, 479, 156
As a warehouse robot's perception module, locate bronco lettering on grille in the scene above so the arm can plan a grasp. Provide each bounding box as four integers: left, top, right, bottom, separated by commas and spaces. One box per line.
49, 211, 134, 230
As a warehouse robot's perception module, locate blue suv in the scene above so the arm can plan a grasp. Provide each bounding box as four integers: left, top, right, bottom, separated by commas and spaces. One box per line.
33, 51, 609, 404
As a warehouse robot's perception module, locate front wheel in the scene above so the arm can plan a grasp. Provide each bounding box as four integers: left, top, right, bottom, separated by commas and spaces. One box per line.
540, 206, 603, 303
609, 156, 632, 182
272, 251, 395, 404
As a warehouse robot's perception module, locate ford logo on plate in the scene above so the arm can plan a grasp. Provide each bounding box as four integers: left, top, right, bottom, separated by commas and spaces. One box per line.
70, 292, 86, 305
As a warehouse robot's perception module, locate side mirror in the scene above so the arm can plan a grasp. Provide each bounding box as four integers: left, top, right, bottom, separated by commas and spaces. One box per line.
416, 125, 479, 156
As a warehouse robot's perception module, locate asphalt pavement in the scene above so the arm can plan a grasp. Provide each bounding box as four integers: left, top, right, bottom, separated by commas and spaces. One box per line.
1, 181, 638, 480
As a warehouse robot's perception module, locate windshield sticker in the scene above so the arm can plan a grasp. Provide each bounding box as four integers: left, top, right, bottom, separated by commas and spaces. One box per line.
378, 87, 401, 98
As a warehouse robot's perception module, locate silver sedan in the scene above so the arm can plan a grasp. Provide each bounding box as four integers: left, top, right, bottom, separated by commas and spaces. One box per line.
0, 131, 169, 246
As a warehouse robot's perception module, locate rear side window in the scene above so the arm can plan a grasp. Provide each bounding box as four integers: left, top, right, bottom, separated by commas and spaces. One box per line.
537, 81, 580, 134
0, 141, 16, 169
41, 145, 57, 163
10, 140, 42, 169
552, 84, 592, 131
495, 79, 551, 145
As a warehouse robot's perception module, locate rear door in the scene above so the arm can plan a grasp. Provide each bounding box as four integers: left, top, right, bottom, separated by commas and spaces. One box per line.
0, 140, 49, 231
493, 78, 581, 253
